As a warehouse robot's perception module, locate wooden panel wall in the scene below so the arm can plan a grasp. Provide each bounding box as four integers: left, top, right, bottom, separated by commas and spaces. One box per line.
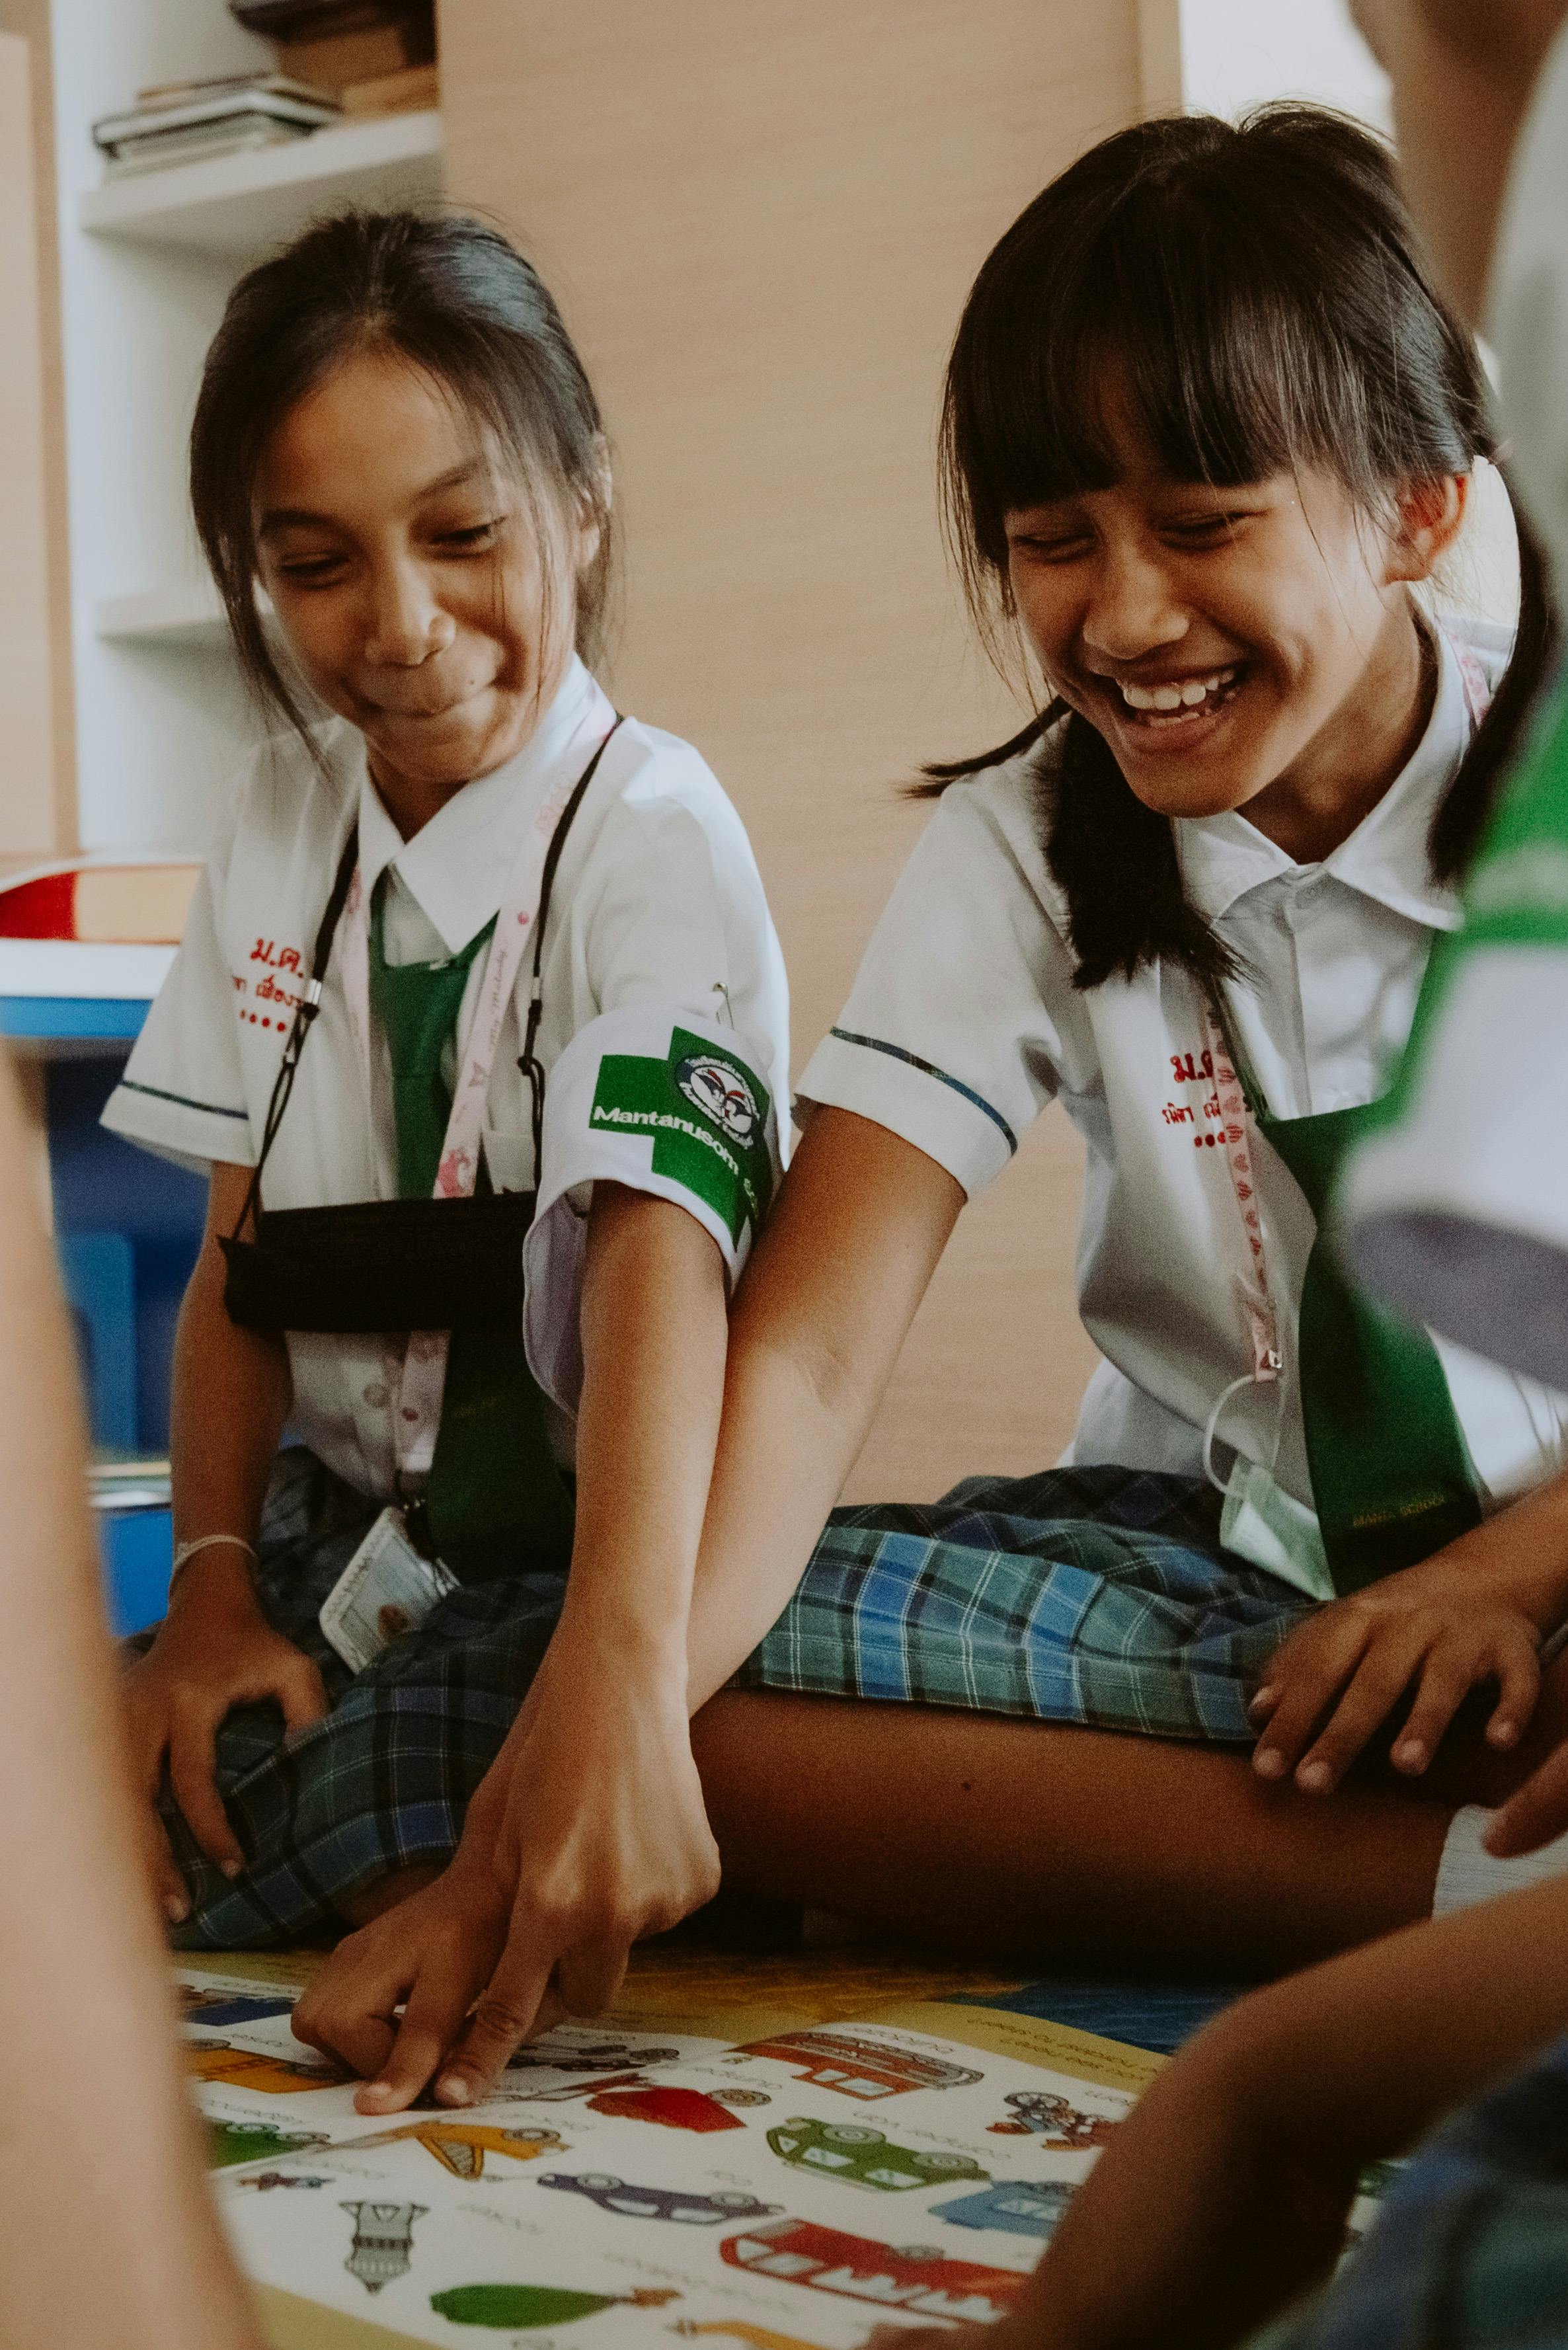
0, 28, 67, 857
440, 0, 1146, 1497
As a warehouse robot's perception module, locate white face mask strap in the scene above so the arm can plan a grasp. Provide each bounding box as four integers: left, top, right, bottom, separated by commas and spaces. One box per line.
1202, 1370, 1258, 1497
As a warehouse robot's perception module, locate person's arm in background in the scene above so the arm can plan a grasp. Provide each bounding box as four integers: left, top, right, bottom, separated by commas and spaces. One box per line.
0, 1055, 264, 2350
120, 1159, 327, 1922
875, 1866, 1568, 2350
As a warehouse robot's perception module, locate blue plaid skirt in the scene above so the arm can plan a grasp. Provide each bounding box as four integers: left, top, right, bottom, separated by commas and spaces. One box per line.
1247, 2033, 1568, 2350
141, 1446, 1310, 1946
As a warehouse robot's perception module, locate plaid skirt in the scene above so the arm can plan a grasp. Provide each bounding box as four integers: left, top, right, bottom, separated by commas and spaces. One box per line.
143, 1446, 1311, 1947
1246, 2033, 1568, 2350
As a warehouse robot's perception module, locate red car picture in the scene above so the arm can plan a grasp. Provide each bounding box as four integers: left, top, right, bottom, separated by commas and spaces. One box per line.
518, 2072, 769, 2133
720, 2215, 1026, 2324
733, 2030, 983, 2102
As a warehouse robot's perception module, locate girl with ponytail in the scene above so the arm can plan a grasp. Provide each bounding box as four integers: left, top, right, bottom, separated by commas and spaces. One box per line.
307, 109, 1568, 2103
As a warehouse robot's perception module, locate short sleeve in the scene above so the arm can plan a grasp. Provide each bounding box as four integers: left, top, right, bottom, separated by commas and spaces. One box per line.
100, 835, 253, 1175
524, 1004, 781, 1411
520, 769, 789, 1413
797, 773, 1071, 1198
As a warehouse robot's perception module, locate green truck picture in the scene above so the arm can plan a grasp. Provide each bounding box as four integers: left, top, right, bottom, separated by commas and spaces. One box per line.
765, 2115, 989, 2192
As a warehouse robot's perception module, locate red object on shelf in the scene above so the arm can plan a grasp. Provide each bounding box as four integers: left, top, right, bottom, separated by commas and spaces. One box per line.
0, 859, 200, 943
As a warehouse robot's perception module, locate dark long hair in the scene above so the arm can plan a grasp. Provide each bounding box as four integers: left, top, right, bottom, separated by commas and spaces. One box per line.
190, 209, 615, 748
923, 106, 1560, 990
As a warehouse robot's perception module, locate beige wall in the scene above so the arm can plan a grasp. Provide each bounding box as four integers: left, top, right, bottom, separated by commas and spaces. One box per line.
440, 0, 1148, 1496
0, 25, 70, 858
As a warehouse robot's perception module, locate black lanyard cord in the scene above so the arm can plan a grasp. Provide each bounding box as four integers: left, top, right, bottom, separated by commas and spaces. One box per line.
518, 716, 624, 1177
233, 716, 624, 1244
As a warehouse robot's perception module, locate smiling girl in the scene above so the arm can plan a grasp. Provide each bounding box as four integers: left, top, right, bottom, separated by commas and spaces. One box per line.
104, 212, 788, 1982
297, 107, 1568, 2116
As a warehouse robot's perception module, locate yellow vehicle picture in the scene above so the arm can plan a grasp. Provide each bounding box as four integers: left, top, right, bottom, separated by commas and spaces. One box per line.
185, 2041, 338, 2095
765, 2117, 988, 2192
354, 2122, 564, 2180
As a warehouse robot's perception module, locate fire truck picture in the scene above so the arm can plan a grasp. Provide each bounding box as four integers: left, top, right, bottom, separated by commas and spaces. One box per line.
765, 2117, 988, 2193
186, 2041, 338, 2096
733, 2031, 982, 2102
931, 2180, 1076, 2240
719, 2216, 1026, 2323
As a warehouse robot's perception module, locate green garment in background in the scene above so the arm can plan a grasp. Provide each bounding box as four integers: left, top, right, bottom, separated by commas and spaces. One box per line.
368, 888, 574, 1571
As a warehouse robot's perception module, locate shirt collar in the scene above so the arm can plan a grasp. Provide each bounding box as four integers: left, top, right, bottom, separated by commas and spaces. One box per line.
354, 656, 613, 954
1172, 621, 1475, 935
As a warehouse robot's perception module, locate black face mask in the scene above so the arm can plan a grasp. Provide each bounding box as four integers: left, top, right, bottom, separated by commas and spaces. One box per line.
220, 721, 623, 1337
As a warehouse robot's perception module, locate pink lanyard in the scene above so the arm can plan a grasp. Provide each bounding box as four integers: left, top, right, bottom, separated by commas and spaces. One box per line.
1202, 623, 1491, 1411
338, 723, 615, 1487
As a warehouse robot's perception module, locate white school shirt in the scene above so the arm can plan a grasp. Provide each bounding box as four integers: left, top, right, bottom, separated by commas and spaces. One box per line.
102, 656, 789, 1503
799, 619, 1568, 1536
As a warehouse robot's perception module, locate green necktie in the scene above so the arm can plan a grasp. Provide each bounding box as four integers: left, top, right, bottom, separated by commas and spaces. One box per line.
368, 883, 574, 1574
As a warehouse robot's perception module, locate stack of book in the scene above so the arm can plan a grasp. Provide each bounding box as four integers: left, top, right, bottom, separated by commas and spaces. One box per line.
231, 0, 437, 116
92, 73, 341, 179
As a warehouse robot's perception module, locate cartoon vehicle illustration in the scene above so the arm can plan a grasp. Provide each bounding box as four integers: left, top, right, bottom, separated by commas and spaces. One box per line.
733, 2030, 983, 2102
504, 2039, 682, 2075
342, 2201, 426, 2294
519, 2072, 769, 2132
186, 2040, 338, 2096
539, 2171, 781, 2224
208, 2118, 331, 2170
673, 2326, 826, 2350
230, 2170, 331, 2193
720, 2215, 1027, 2324
354, 2121, 563, 2180
988, 2090, 1117, 2148
766, 2116, 988, 2193
931, 2180, 1075, 2240
430, 2284, 679, 2330
178, 1984, 295, 2029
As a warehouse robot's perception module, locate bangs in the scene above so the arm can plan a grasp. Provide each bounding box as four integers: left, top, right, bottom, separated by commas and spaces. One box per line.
942, 108, 1480, 604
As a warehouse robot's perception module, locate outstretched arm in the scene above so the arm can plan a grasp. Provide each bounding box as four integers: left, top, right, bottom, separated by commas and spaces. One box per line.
295, 1179, 732, 2105
0, 1058, 263, 2350
687, 1105, 964, 1704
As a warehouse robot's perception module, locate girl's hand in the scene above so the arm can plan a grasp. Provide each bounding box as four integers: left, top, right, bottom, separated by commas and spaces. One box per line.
121, 1553, 328, 1921
292, 1655, 721, 2110
1249, 1563, 1542, 1796
1485, 1739, 1568, 1858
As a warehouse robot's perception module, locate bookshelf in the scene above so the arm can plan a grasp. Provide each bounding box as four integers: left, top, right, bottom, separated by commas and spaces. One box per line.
77, 104, 442, 252
40, 0, 446, 855
5, 4, 446, 1615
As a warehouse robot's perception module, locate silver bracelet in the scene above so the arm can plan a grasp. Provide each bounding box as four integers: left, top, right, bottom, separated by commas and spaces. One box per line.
169, 1532, 258, 1596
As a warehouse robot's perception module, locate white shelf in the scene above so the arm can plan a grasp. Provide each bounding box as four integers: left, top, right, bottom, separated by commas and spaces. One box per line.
77, 107, 444, 256
93, 584, 276, 649
0, 937, 176, 998
93, 583, 225, 646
